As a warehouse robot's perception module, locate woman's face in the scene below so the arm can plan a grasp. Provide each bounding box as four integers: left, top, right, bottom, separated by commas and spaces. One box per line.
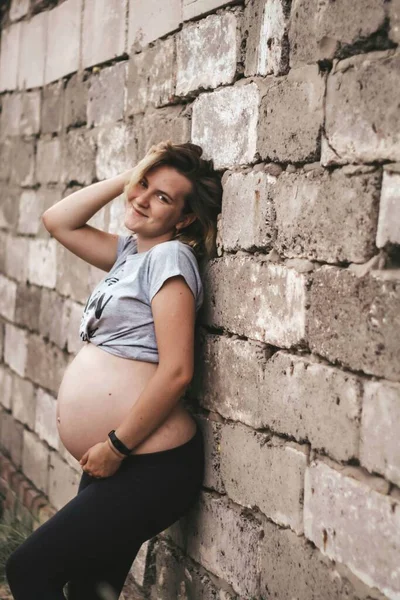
124, 165, 194, 238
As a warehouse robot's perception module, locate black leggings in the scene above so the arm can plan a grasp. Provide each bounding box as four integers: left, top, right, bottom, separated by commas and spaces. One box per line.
6, 423, 204, 599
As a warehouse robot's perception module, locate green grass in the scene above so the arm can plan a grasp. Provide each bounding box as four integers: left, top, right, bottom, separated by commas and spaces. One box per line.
0, 510, 32, 585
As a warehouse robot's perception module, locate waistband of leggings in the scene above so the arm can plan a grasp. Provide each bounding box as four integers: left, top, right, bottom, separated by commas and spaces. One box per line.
123, 422, 203, 465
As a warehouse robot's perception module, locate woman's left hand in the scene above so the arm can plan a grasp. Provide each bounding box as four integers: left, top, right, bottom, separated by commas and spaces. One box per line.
79, 441, 125, 479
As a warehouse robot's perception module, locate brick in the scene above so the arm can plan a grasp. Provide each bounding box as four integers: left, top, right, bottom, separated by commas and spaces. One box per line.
17, 12, 47, 90
389, 0, 400, 44
61, 128, 96, 185
55, 240, 94, 303
136, 105, 191, 159
376, 164, 400, 248
15, 282, 42, 331
108, 193, 127, 234
258, 64, 325, 163
0, 274, 17, 321
325, 50, 400, 164
0, 185, 20, 230
18, 190, 42, 235
197, 416, 224, 493
219, 169, 276, 253
304, 460, 400, 599
82, 0, 127, 69
95, 123, 132, 180
48, 451, 80, 510
0, 412, 24, 468
20, 91, 41, 135
0, 138, 13, 181
360, 379, 400, 487
26, 333, 69, 394
0, 23, 21, 92
182, 0, 236, 21
260, 517, 386, 600
128, 0, 180, 50
4, 323, 28, 378
63, 72, 89, 128
202, 254, 307, 347
127, 40, 174, 116
0, 366, 13, 410
87, 62, 127, 127
22, 429, 50, 495
10, 0, 30, 21
67, 301, 86, 354
28, 237, 57, 289
5, 235, 30, 282
185, 492, 262, 597
41, 81, 65, 134
307, 267, 400, 380
272, 165, 380, 263
12, 375, 36, 430
244, 0, 290, 77
289, 0, 386, 68
10, 138, 35, 186
45, 0, 81, 85
220, 422, 307, 533
192, 82, 259, 169
39, 288, 68, 349
0, 93, 22, 138
176, 12, 239, 96
36, 503, 57, 526
36, 137, 62, 184
35, 388, 59, 450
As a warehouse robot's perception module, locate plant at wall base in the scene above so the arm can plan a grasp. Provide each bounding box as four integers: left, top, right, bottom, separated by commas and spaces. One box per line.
0, 511, 32, 598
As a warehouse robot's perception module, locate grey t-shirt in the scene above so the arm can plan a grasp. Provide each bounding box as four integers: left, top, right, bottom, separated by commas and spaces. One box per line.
79, 235, 204, 363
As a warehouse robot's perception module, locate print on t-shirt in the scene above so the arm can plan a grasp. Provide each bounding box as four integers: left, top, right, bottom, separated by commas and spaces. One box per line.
79, 274, 120, 342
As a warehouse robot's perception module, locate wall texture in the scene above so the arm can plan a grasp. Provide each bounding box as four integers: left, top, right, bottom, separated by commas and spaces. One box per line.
0, 0, 399, 598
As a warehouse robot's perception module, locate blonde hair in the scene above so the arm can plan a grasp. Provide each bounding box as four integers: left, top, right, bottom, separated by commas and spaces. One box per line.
123, 140, 222, 263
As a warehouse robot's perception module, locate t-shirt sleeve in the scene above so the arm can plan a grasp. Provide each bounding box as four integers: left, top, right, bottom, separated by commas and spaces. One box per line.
147, 242, 204, 312
117, 234, 135, 259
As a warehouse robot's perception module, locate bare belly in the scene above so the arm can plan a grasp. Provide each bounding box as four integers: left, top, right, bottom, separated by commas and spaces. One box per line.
56, 342, 197, 461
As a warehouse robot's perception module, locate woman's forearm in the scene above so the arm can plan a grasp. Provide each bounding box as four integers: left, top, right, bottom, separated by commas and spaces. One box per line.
42, 169, 133, 231
113, 367, 190, 453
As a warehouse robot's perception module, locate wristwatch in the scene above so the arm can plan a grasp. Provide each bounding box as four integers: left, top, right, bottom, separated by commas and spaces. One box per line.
108, 430, 133, 457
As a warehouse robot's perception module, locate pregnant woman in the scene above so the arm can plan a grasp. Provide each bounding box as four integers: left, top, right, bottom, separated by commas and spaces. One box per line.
6, 140, 222, 600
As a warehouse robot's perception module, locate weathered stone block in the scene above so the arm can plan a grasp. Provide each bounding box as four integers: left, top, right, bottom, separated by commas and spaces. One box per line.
185, 492, 262, 597
0, 23, 21, 91
4, 323, 28, 377
0, 366, 13, 410
36, 138, 62, 184
304, 460, 400, 600
25, 333, 69, 395
55, 243, 93, 304
202, 254, 307, 347
39, 288, 69, 350
82, 0, 126, 69
22, 429, 50, 495
10, 0, 30, 21
272, 165, 380, 263
307, 267, 400, 380
0, 93, 22, 138
136, 106, 190, 162
35, 388, 59, 450
182, 0, 236, 21
376, 164, 400, 248
15, 282, 42, 331
360, 379, 400, 487
325, 50, 400, 163
0, 411, 24, 468
87, 62, 127, 127
63, 72, 89, 128
127, 39, 175, 116
17, 12, 47, 90
244, 0, 290, 77
61, 128, 96, 185
258, 64, 325, 163
12, 375, 36, 430
95, 123, 133, 180
45, 0, 81, 85
48, 451, 80, 510
5, 235, 30, 282
192, 82, 259, 169
0, 186, 20, 231
220, 422, 307, 533
0, 274, 17, 321
128, 0, 181, 50
20, 91, 41, 135
41, 81, 64, 134
28, 237, 57, 289
10, 138, 35, 186
176, 12, 240, 96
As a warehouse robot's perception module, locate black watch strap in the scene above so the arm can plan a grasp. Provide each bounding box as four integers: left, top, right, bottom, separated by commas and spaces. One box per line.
108, 430, 132, 456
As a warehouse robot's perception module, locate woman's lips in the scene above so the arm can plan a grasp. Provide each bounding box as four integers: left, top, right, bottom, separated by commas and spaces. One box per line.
131, 206, 147, 217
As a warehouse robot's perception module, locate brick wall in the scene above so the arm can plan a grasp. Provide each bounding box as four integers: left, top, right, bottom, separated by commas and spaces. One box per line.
0, 0, 399, 598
